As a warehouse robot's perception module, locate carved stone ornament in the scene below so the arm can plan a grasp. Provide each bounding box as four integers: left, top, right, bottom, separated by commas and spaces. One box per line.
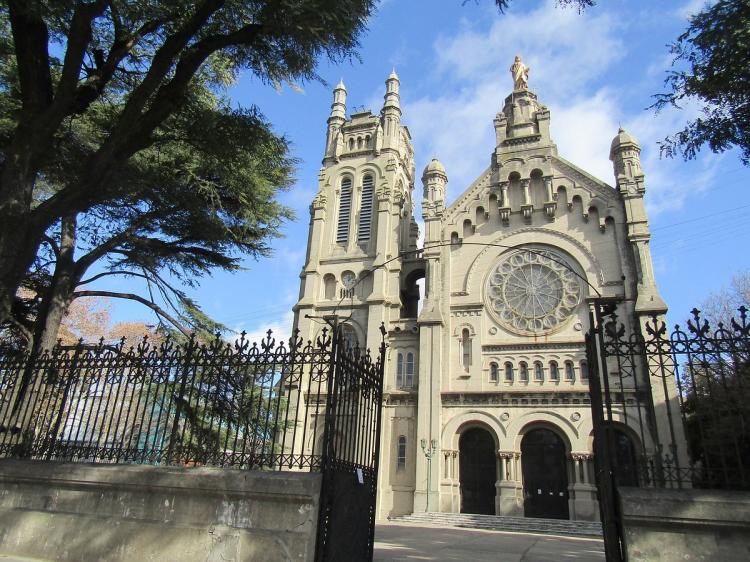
571, 452, 593, 461
486, 249, 582, 335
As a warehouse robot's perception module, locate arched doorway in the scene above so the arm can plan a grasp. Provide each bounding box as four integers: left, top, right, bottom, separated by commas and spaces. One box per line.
613, 429, 639, 487
459, 427, 496, 514
521, 428, 569, 519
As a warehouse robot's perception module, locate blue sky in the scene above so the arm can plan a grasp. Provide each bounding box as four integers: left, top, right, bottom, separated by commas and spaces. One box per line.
100, 0, 750, 341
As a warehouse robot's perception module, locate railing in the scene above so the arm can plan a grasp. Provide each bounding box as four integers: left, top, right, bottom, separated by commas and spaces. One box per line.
0, 328, 384, 476
591, 305, 750, 492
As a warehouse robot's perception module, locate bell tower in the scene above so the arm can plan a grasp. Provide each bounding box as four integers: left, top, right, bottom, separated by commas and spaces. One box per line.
293, 72, 417, 350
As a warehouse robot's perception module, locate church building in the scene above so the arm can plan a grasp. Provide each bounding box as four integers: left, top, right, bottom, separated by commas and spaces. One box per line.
292, 58, 669, 521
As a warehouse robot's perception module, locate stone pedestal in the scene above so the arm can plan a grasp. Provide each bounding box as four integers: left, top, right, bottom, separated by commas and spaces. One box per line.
497, 481, 524, 517
571, 483, 600, 521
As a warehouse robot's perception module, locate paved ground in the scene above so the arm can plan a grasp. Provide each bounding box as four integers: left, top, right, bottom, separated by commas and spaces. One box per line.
374, 523, 605, 562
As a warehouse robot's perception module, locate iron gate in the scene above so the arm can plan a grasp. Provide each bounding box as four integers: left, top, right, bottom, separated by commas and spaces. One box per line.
586, 302, 750, 561
314, 323, 386, 562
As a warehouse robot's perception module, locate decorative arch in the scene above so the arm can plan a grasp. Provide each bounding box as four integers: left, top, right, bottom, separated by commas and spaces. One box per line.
340, 318, 365, 349
508, 412, 579, 452
441, 411, 506, 451
586, 419, 648, 456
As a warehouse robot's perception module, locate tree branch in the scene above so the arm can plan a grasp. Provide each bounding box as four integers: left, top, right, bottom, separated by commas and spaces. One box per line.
41, 234, 60, 259
7, 0, 53, 113
55, 0, 108, 108
77, 270, 149, 286
73, 290, 191, 337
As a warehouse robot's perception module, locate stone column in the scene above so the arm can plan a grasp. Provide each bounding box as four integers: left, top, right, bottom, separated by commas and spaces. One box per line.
520, 178, 533, 221
571, 452, 598, 521
497, 451, 523, 516
543, 176, 557, 218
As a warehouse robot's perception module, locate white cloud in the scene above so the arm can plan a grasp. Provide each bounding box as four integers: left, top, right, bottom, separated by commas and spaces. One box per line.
400, 0, 720, 218
548, 89, 620, 183
434, 1, 624, 99
673, 0, 715, 20
232, 310, 295, 348
403, 0, 626, 196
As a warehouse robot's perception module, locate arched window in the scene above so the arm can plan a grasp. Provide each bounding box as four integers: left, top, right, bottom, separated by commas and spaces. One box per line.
365, 134, 371, 148
358, 174, 374, 241
323, 274, 336, 300
549, 361, 559, 381
565, 361, 575, 381
580, 360, 589, 381
336, 178, 352, 243
613, 429, 638, 486
534, 361, 544, 381
405, 352, 415, 387
450, 231, 460, 245
397, 435, 407, 469
396, 353, 404, 388
519, 361, 528, 382
504, 362, 514, 382
357, 136, 363, 149
463, 219, 473, 238
348, 138, 354, 150
461, 329, 471, 370
342, 324, 357, 350
475, 206, 486, 225
490, 362, 499, 382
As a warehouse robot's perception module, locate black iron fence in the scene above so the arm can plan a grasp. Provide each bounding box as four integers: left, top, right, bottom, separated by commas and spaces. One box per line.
0, 325, 386, 561
587, 304, 750, 561
0, 331, 313, 469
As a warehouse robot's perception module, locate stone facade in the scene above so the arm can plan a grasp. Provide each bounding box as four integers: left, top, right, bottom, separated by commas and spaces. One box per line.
292, 70, 672, 522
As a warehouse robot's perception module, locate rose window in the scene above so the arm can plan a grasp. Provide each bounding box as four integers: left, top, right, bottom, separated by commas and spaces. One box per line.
486, 249, 581, 334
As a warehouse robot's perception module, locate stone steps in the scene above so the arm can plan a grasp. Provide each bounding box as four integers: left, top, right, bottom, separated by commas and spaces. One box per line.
388, 512, 603, 538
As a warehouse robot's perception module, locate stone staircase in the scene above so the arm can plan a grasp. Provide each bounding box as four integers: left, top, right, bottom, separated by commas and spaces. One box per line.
388, 512, 603, 538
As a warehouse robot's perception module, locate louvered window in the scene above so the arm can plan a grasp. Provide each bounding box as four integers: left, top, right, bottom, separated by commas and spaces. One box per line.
337, 178, 352, 243
358, 175, 374, 241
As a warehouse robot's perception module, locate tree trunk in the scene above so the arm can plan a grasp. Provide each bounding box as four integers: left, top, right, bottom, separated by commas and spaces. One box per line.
31, 214, 78, 352
0, 212, 44, 328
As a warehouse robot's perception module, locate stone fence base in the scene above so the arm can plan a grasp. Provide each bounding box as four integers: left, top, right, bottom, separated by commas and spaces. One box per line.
0, 460, 321, 562
619, 486, 750, 562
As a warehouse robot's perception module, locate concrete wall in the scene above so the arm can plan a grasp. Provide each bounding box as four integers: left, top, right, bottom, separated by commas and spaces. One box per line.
619, 486, 750, 562
0, 460, 321, 562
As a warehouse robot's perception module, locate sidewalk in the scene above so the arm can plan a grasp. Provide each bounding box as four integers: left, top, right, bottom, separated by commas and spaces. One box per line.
374, 522, 605, 562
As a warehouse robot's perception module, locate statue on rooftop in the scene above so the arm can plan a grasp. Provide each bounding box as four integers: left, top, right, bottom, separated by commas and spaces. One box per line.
510, 55, 530, 90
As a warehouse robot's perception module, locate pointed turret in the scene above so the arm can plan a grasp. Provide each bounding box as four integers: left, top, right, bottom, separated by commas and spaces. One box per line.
331, 79, 347, 119
384, 69, 401, 114
381, 70, 402, 151
323, 80, 347, 163
422, 158, 447, 208
422, 158, 447, 245
609, 127, 666, 314
609, 127, 643, 188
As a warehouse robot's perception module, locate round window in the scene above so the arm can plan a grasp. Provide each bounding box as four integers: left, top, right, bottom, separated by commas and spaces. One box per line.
486, 249, 582, 335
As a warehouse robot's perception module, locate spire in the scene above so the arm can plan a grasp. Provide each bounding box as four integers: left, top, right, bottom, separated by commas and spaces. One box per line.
330, 79, 347, 121
383, 70, 400, 115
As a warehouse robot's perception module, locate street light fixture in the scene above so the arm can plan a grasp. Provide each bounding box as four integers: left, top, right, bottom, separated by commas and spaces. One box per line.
420, 438, 438, 512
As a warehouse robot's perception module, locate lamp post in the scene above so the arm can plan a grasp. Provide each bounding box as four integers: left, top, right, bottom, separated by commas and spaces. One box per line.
420, 438, 438, 512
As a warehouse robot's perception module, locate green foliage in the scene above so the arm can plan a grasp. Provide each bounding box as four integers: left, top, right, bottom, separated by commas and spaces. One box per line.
653, 0, 750, 164
0, 0, 376, 325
